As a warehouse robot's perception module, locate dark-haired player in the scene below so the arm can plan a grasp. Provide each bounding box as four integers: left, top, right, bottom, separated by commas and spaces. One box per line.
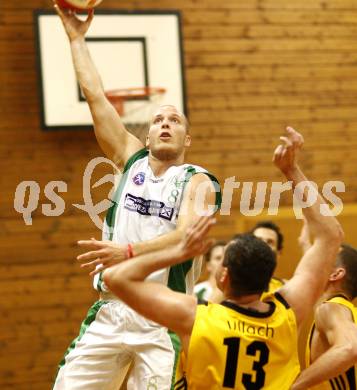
293, 232, 357, 388
103, 127, 343, 389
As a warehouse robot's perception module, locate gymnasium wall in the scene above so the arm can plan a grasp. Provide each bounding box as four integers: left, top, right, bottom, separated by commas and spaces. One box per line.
2, 0, 357, 388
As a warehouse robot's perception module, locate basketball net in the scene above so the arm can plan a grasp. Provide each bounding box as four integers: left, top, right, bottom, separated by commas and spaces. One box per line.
105, 87, 166, 143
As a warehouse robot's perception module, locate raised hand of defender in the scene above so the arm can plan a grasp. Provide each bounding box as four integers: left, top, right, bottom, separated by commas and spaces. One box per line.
273, 127, 304, 175
297, 216, 312, 254
54, 0, 94, 41
178, 216, 216, 259
77, 238, 127, 276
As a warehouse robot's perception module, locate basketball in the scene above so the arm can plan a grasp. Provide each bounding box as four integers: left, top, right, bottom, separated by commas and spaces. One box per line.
56, 0, 103, 10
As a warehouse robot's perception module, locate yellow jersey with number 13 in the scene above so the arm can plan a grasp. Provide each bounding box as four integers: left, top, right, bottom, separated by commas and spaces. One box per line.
175, 293, 300, 390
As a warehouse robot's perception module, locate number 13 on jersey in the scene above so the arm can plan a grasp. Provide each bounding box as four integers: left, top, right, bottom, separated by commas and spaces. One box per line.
223, 337, 270, 389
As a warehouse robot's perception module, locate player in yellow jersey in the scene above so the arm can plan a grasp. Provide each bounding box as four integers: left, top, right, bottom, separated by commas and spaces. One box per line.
103, 127, 343, 389
292, 242, 357, 389
250, 221, 286, 293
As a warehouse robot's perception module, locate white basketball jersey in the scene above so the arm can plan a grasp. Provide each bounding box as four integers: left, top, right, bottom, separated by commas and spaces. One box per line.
94, 149, 220, 294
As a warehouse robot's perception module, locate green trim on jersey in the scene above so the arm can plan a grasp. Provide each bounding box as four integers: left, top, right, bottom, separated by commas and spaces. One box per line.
179, 166, 222, 212
167, 166, 197, 293
102, 157, 221, 293
124, 148, 150, 174
167, 166, 221, 293
96, 149, 149, 291
168, 330, 181, 390
196, 287, 207, 300
205, 172, 222, 210
55, 300, 108, 385
105, 148, 149, 240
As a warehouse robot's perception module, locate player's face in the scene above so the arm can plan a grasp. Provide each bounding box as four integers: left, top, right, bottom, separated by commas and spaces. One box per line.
146, 106, 191, 161
207, 245, 225, 277
253, 228, 279, 255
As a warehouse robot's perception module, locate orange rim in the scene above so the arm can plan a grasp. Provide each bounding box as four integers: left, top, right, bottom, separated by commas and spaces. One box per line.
105, 87, 166, 115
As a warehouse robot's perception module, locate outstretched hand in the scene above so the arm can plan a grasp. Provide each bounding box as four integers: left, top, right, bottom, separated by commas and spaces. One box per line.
178, 216, 216, 259
273, 127, 304, 175
77, 238, 127, 276
54, 0, 94, 41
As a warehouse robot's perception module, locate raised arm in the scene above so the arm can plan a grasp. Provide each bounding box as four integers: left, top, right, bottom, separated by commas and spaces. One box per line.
103, 216, 216, 350
275, 128, 343, 326
297, 216, 312, 255
77, 172, 219, 275
292, 302, 357, 389
54, 3, 143, 169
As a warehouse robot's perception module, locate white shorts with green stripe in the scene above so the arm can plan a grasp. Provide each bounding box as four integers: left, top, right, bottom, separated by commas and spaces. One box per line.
53, 299, 175, 390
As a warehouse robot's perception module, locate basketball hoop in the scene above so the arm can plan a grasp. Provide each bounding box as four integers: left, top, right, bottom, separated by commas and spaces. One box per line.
105, 87, 167, 142
105, 87, 166, 116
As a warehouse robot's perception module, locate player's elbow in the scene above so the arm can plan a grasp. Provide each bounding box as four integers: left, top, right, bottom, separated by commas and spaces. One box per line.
103, 266, 125, 295
340, 342, 357, 363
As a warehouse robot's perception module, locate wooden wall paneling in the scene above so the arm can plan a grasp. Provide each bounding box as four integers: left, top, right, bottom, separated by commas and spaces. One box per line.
2, 0, 357, 387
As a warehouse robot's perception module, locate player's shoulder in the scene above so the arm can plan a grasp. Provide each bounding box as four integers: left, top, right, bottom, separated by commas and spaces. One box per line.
264, 291, 292, 311
314, 297, 354, 331
183, 164, 220, 184
271, 276, 285, 286
124, 148, 148, 167
185, 171, 215, 185
325, 294, 352, 307
184, 171, 221, 205
261, 292, 299, 328
266, 277, 285, 294
318, 297, 353, 319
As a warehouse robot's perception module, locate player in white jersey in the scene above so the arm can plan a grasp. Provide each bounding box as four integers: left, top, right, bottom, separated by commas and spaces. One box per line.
53, 4, 221, 390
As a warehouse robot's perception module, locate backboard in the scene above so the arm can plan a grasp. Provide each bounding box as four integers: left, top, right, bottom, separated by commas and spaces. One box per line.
34, 10, 186, 131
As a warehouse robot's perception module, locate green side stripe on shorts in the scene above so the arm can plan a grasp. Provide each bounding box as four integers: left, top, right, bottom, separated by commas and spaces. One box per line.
57, 300, 108, 370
